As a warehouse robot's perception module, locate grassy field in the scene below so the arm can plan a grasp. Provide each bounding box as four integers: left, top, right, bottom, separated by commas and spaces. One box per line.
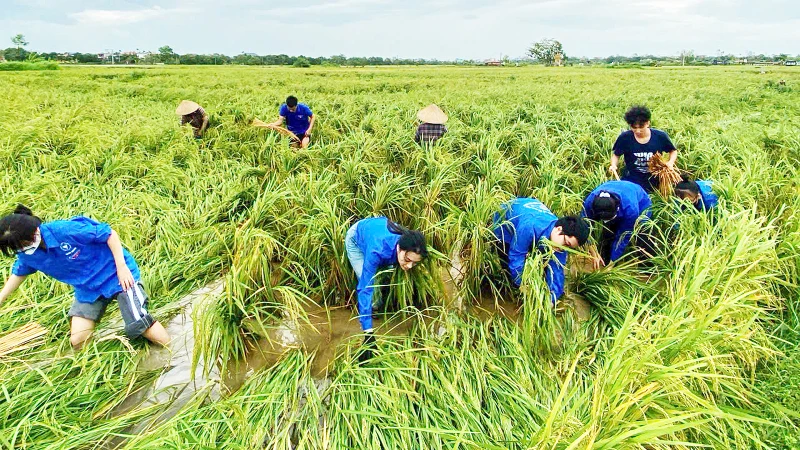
1, 64, 799, 449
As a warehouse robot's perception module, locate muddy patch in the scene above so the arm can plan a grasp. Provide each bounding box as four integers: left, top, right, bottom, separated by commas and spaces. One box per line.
224, 306, 424, 392
108, 280, 224, 428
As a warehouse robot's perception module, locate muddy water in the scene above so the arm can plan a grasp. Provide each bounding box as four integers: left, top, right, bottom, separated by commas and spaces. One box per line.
107, 254, 594, 447
224, 306, 422, 392
107, 280, 224, 442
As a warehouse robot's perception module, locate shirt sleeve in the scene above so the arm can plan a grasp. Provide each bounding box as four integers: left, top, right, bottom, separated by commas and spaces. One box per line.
279, 104, 287, 118
11, 258, 37, 276
68, 217, 113, 246
610, 226, 631, 262
638, 193, 653, 217
544, 250, 567, 306
304, 105, 313, 117
703, 193, 718, 210
581, 193, 595, 218
612, 133, 627, 157
356, 252, 381, 331
658, 130, 677, 152
508, 225, 535, 287
611, 205, 646, 261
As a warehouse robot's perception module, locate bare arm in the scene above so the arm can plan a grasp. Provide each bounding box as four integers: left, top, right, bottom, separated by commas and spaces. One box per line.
306, 114, 315, 134
609, 154, 621, 179
269, 116, 286, 127
666, 149, 678, 167
200, 114, 209, 134
107, 230, 135, 290
0, 275, 27, 307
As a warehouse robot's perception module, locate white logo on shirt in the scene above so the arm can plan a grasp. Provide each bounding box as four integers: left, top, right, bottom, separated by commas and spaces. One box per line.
522, 201, 549, 213
633, 151, 654, 169
60, 242, 72, 251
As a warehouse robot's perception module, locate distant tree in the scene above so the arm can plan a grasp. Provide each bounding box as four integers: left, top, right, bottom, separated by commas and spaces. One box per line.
119, 53, 138, 64
527, 38, 565, 66
3, 47, 29, 61
293, 57, 310, 68
158, 45, 176, 63
679, 49, 694, 66
11, 34, 28, 49
330, 54, 346, 66
74, 52, 100, 63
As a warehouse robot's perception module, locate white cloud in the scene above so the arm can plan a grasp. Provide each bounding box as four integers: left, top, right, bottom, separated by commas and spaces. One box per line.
254, 0, 391, 18
69, 6, 181, 25
3, 0, 798, 57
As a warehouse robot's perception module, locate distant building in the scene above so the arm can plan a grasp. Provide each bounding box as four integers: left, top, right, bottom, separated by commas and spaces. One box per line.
485, 59, 502, 66
784, 60, 797, 66
242, 52, 259, 57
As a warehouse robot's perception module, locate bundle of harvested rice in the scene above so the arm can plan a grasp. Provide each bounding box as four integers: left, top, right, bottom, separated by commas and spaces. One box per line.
0, 322, 47, 358
252, 118, 299, 141
648, 152, 682, 196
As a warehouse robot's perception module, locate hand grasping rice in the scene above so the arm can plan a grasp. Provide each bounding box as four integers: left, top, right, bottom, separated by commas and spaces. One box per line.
648, 152, 682, 196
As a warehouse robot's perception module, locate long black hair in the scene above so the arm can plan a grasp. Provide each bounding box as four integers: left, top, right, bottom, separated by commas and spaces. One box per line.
0, 205, 43, 256
591, 192, 620, 221
387, 220, 428, 258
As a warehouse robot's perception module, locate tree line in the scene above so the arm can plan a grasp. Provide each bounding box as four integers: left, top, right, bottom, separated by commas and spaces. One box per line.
3, 35, 798, 67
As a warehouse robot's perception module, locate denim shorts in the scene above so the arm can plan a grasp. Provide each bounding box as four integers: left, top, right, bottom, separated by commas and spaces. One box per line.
345, 222, 364, 279
68, 283, 156, 339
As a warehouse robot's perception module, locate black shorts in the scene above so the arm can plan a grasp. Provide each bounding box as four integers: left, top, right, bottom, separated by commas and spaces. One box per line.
291, 133, 309, 144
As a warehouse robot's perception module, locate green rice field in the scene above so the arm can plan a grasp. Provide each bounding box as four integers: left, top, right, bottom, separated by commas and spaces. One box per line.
1, 64, 799, 449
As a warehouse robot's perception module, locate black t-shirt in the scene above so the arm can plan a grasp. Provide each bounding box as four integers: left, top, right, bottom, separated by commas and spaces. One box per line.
613, 128, 676, 179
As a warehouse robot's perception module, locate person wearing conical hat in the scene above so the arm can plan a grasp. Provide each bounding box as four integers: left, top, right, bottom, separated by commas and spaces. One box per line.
415, 104, 448, 144
175, 100, 208, 138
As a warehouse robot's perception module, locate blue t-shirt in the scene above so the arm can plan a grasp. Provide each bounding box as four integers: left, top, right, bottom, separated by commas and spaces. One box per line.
696, 180, 718, 211
279, 103, 313, 136
12, 217, 141, 303
582, 181, 652, 262
613, 128, 676, 185
493, 198, 567, 305
353, 217, 401, 331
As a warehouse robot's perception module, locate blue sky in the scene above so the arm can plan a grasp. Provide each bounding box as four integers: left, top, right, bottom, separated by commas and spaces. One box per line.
2, 0, 798, 59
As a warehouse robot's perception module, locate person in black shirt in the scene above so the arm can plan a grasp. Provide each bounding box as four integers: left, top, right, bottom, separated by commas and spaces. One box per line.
609, 105, 678, 193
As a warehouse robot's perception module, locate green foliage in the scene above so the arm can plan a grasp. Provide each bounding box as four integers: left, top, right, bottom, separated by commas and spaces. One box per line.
0, 61, 59, 71
293, 57, 311, 68
527, 38, 565, 66
0, 65, 798, 449
11, 33, 28, 49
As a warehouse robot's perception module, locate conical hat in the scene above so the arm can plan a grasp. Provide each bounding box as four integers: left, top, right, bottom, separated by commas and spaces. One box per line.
417, 104, 448, 124
175, 100, 201, 116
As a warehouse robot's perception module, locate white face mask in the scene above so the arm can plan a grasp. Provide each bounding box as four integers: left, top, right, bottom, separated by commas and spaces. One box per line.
603, 209, 619, 223
19, 231, 41, 255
